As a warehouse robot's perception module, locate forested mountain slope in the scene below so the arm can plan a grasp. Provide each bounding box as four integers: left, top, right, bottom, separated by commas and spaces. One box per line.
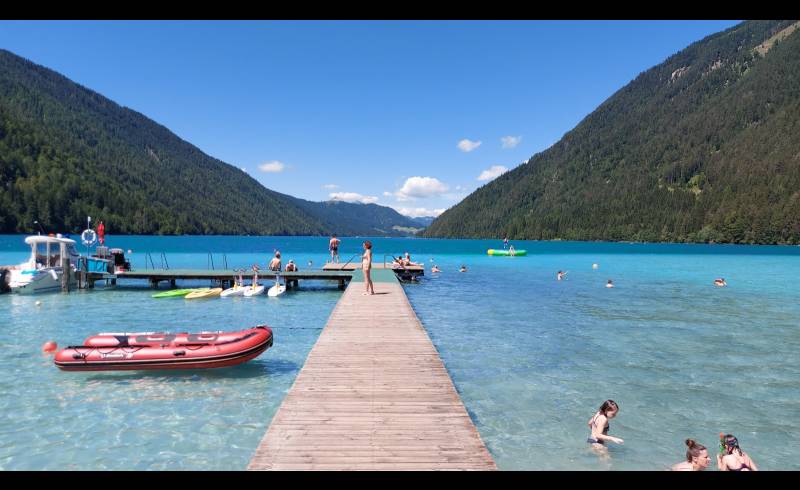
425, 20, 800, 244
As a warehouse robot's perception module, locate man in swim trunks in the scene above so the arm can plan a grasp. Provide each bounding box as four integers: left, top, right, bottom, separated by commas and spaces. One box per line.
329, 235, 340, 263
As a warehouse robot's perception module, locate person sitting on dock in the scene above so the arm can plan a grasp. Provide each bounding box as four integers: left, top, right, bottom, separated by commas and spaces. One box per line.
403, 252, 420, 266
285, 260, 297, 272
269, 251, 282, 271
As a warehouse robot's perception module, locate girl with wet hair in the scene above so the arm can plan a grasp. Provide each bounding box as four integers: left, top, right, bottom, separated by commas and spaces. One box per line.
717, 434, 758, 471
587, 400, 623, 454
671, 439, 710, 471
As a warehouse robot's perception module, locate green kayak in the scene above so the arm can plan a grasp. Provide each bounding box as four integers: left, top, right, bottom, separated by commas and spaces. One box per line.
152, 288, 208, 298
487, 249, 527, 256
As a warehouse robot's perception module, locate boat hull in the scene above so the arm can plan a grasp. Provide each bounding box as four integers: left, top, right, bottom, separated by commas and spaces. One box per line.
54, 326, 273, 371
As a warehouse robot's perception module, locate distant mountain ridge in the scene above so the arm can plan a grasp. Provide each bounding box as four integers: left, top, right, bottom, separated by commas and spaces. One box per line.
284, 197, 425, 236
0, 49, 425, 237
424, 20, 800, 245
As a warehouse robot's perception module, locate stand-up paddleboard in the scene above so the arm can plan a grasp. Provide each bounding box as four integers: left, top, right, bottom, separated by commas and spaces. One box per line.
185, 288, 223, 299
268, 277, 286, 297
221, 271, 247, 297
152, 288, 208, 298
243, 270, 265, 297
487, 249, 527, 256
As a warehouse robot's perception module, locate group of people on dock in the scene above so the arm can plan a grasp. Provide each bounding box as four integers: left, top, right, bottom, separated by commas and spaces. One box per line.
588, 399, 758, 471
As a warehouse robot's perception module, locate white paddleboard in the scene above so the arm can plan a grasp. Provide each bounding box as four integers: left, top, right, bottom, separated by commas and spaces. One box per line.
243, 285, 265, 297
220, 285, 246, 297
268, 282, 286, 297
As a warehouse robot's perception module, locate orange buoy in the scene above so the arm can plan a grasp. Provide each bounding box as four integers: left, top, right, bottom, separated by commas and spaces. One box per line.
42, 341, 57, 354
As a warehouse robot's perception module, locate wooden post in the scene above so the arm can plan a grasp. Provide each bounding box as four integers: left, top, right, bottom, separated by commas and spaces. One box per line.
61, 257, 70, 293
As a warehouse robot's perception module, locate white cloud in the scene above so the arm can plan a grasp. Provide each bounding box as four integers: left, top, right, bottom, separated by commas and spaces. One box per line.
322, 184, 339, 189
457, 139, 482, 152
329, 192, 379, 204
394, 176, 449, 201
477, 165, 509, 182
501, 135, 522, 149
258, 160, 286, 173
396, 207, 447, 218
383, 191, 393, 197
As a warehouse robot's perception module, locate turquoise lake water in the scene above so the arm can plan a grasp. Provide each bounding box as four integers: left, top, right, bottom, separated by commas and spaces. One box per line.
1, 234, 799, 470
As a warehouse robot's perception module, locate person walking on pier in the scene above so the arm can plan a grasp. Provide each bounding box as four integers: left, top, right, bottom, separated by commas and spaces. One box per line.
329, 234, 341, 264
362, 241, 374, 295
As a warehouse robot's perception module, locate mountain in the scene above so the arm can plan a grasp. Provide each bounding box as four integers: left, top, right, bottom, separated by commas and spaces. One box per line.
424, 20, 800, 245
0, 49, 331, 235
285, 197, 425, 236
410, 216, 436, 227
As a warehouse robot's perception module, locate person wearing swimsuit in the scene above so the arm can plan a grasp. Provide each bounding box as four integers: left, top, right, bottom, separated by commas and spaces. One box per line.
587, 400, 623, 454
329, 235, 340, 264
671, 439, 711, 471
717, 434, 758, 471
362, 240, 374, 295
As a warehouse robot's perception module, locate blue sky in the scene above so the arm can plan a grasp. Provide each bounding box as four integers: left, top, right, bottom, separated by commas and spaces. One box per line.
0, 20, 740, 218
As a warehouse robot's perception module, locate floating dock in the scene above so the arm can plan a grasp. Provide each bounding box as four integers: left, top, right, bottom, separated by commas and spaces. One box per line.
247, 268, 496, 471
116, 269, 355, 289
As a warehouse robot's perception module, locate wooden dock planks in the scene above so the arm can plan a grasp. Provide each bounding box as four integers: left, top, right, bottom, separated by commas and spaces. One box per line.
247, 272, 496, 471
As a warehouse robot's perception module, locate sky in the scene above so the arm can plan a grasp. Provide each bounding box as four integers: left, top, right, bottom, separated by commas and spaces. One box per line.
0, 20, 741, 218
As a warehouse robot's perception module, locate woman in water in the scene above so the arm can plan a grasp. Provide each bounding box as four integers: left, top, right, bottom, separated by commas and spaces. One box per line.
557, 270, 565, 281
714, 278, 727, 287
459, 265, 467, 272
587, 400, 623, 453
431, 265, 441, 273
671, 439, 711, 471
606, 279, 614, 288
717, 434, 758, 471
362, 241, 374, 295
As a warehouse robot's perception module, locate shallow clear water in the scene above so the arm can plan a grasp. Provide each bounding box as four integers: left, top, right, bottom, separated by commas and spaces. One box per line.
1, 235, 799, 470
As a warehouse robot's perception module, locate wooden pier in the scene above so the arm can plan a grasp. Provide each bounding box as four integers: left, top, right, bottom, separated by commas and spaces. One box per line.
248, 268, 496, 471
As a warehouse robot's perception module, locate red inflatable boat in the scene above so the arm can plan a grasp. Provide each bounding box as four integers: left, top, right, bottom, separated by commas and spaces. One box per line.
54, 326, 273, 371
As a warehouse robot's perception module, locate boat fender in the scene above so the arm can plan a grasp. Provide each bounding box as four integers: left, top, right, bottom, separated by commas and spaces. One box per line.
81, 229, 97, 246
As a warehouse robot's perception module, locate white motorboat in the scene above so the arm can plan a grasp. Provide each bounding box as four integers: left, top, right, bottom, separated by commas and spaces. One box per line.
7, 235, 81, 294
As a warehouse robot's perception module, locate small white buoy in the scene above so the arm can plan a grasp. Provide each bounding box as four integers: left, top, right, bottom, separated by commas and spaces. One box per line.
592, 263, 599, 270
35, 300, 42, 306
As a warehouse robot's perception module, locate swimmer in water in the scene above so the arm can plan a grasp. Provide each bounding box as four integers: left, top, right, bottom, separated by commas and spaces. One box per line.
459, 265, 467, 272
587, 400, 623, 456
717, 434, 758, 471
714, 278, 727, 287
606, 279, 614, 288
557, 270, 565, 281
431, 265, 441, 273
671, 439, 711, 471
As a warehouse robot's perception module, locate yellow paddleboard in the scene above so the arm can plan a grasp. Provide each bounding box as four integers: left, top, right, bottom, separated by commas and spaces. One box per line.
185, 288, 223, 299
